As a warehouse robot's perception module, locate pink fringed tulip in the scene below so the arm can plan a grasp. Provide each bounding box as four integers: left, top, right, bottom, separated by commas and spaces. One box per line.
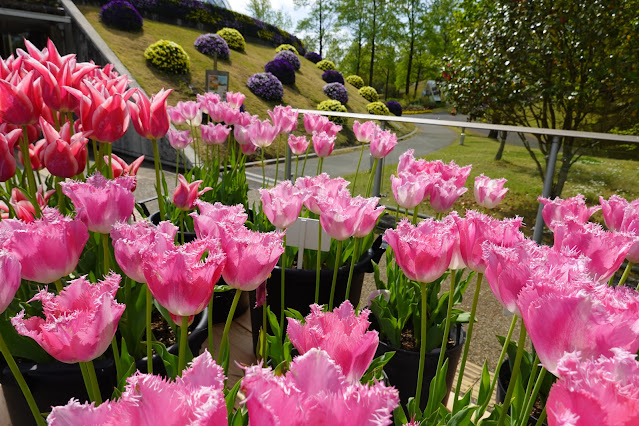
61, 173, 136, 234
397, 149, 433, 175
47, 350, 227, 425
288, 134, 309, 155
111, 220, 177, 283
318, 192, 360, 241
127, 88, 172, 140
312, 131, 336, 157
454, 210, 525, 273
391, 172, 430, 209
171, 101, 201, 127
322, 121, 342, 138
143, 237, 226, 320
552, 218, 635, 282
384, 218, 455, 282
0, 71, 42, 125
539, 194, 600, 231
0, 251, 21, 314
546, 349, 639, 426
249, 119, 279, 148
167, 105, 186, 125
220, 226, 284, 291
259, 180, 306, 229
353, 196, 385, 238
241, 142, 258, 155
173, 174, 212, 211
226, 91, 245, 109
197, 92, 221, 115
429, 179, 468, 213
221, 105, 240, 126
287, 301, 379, 383
233, 125, 252, 146
296, 173, 350, 215
242, 348, 399, 426
12, 273, 125, 363
40, 117, 89, 178
353, 120, 377, 143
167, 129, 193, 150
200, 123, 230, 145
599, 195, 639, 231
517, 275, 639, 375
370, 129, 397, 159
72, 81, 130, 143
1, 208, 88, 283
474, 174, 508, 209
269, 105, 298, 134
190, 200, 248, 240
434, 160, 472, 188
0, 128, 22, 182
303, 113, 329, 134
443, 212, 465, 270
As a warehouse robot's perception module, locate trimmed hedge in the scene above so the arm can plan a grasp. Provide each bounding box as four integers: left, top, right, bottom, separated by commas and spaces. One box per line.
323, 82, 348, 105
345, 75, 364, 89
385, 101, 403, 116
316, 59, 335, 71
274, 50, 301, 71
275, 44, 298, 54
358, 86, 379, 102
100, 0, 143, 31
194, 33, 230, 59
247, 72, 284, 101
317, 100, 347, 125
265, 59, 295, 85
217, 27, 245, 51
367, 101, 391, 116
304, 51, 322, 63
144, 40, 190, 74
322, 70, 344, 85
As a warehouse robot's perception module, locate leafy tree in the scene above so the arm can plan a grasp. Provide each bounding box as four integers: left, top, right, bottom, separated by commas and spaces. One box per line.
445, 0, 639, 197
246, 0, 293, 30
295, 0, 337, 57
396, 0, 428, 96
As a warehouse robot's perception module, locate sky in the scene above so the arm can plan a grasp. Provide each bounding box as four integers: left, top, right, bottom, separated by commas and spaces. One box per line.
229, 0, 309, 29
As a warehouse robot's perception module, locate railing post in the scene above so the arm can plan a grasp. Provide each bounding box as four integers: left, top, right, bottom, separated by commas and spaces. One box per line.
284, 142, 292, 181
459, 127, 466, 145
533, 135, 561, 243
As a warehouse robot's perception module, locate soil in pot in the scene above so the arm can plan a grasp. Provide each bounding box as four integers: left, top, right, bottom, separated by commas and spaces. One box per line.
497, 360, 548, 426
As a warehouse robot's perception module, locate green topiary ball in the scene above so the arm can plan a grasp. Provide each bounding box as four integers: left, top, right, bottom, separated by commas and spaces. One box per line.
316, 59, 336, 71
367, 101, 391, 116
144, 40, 190, 74
345, 75, 365, 89
216, 28, 246, 51
358, 86, 379, 102
317, 99, 347, 125
275, 44, 299, 55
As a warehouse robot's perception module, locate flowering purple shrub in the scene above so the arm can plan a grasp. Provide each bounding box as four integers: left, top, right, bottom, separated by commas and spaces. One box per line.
304, 51, 322, 63
100, 0, 143, 31
274, 50, 301, 71
193, 33, 230, 60
323, 82, 349, 104
385, 101, 403, 116
264, 59, 296, 85
322, 70, 344, 85
247, 72, 284, 101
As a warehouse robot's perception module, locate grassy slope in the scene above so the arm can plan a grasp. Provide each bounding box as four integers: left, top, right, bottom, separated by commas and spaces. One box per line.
79, 5, 414, 155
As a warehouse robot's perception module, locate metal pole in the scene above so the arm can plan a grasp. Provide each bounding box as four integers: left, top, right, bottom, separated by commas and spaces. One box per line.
533, 135, 561, 243
459, 127, 466, 145
284, 142, 292, 181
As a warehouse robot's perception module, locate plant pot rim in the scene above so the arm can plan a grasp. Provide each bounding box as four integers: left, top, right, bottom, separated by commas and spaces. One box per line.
376, 323, 466, 357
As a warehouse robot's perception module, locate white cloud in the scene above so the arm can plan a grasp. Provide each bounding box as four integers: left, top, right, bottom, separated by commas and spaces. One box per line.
229, 0, 308, 29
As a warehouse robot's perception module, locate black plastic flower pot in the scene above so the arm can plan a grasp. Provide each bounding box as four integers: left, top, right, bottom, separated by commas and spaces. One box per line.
249, 235, 386, 352
496, 360, 548, 426
375, 324, 466, 411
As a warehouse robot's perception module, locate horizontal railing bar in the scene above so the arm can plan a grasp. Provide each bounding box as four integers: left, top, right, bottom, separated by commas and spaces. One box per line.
294, 109, 639, 144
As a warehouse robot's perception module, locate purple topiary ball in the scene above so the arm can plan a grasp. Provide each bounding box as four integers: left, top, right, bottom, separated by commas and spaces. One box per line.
304, 51, 322, 64
323, 82, 349, 105
100, 0, 143, 31
386, 101, 403, 116
247, 72, 284, 101
274, 50, 301, 71
194, 33, 230, 60
264, 59, 296, 85
322, 70, 344, 85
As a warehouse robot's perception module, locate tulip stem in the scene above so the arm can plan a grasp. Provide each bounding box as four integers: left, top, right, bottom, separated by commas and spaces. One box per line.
54, 279, 64, 293
414, 281, 429, 412
294, 155, 300, 181
274, 134, 280, 186
106, 143, 113, 179
534, 407, 547, 426
151, 139, 166, 221
84, 360, 102, 405
475, 313, 519, 420
92, 139, 98, 171
78, 362, 95, 401
344, 237, 361, 302
101, 233, 110, 275
521, 353, 540, 421
315, 222, 323, 304
316, 157, 324, 176
328, 239, 343, 310
301, 144, 311, 177
175, 150, 180, 186
365, 158, 378, 198
146, 285, 153, 374
520, 365, 547, 426
618, 261, 633, 287
208, 292, 215, 355
412, 205, 419, 225
218, 289, 242, 370
19, 126, 41, 217
352, 144, 365, 191
178, 316, 189, 375
279, 233, 287, 339
260, 299, 268, 361
497, 319, 527, 426
111, 337, 121, 380
433, 270, 457, 399
0, 332, 46, 425
453, 273, 483, 407
55, 177, 66, 214
260, 149, 266, 188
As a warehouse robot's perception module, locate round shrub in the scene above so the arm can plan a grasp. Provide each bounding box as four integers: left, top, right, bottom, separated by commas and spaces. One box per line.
321, 70, 344, 85
275, 44, 299, 55
100, 0, 143, 31
264, 59, 295, 85
367, 102, 391, 116
216, 28, 245, 51
193, 33, 230, 60
274, 50, 301, 71
144, 40, 190, 74
247, 72, 284, 101
323, 82, 348, 104
316, 59, 336, 71
358, 86, 379, 102
304, 51, 322, 64
346, 75, 365, 89
317, 100, 347, 125
385, 101, 403, 116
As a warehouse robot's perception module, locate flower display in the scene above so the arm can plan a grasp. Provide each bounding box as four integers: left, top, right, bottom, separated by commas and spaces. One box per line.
275, 44, 299, 54
316, 59, 336, 71
385, 101, 403, 116
216, 27, 245, 51
316, 99, 347, 125
265, 59, 296, 85
323, 82, 349, 104
304, 51, 322, 63
247, 72, 284, 101
367, 101, 391, 116
275, 50, 301, 70
193, 33, 230, 59
100, 0, 143, 31
322, 70, 345, 84
345, 74, 364, 89
144, 40, 190, 74
358, 86, 379, 102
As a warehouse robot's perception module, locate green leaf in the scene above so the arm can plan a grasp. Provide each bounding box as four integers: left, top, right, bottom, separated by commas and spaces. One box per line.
225, 378, 243, 416
447, 406, 478, 426
152, 341, 179, 379
393, 404, 408, 426
476, 361, 492, 409
361, 351, 395, 384
453, 388, 472, 414
114, 338, 136, 396
425, 359, 449, 417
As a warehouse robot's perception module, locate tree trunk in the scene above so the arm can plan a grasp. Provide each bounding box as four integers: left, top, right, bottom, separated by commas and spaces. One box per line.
384, 67, 390, 98
551, 139, 574, 198
494, 131, 507, 160
319, 2, 323, 57
355, 35, 362, 76
404, 37, 415, 96
413, 61, 422, 97
368, 0, 377, 86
